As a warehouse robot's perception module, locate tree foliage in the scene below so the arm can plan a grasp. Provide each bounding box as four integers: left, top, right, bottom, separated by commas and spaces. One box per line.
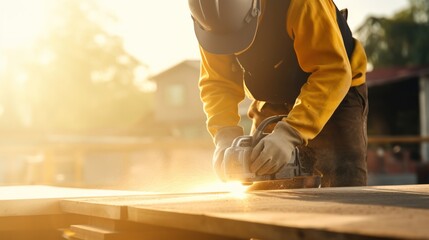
0, 0, 153, 134
356, 0, 429, 68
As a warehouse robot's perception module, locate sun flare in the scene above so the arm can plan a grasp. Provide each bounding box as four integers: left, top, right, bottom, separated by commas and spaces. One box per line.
0, 0, 54, 49
189, 181, 250, 199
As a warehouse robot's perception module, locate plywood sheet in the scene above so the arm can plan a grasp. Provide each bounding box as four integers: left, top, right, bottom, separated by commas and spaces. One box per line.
125, 184, 429, 240
0, 185, 144, 216
60, 192, 226, 220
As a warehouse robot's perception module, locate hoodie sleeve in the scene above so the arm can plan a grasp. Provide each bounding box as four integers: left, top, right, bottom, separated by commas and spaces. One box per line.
284, 0, 364, 144
198, 46, 245, 138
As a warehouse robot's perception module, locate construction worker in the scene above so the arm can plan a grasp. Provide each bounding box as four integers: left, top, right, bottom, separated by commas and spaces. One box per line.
188, 0, 368, 187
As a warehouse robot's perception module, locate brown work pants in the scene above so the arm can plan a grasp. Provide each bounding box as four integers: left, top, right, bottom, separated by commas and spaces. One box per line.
248, 84, 368, 187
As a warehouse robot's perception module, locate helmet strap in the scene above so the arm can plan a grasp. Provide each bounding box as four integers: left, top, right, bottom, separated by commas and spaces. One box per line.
245, 0, 261, 23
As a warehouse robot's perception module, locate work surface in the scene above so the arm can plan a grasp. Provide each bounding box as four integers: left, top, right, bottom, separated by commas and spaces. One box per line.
59, 184, 429, 240
0, 185, 145, 239
0, 185, 144, 216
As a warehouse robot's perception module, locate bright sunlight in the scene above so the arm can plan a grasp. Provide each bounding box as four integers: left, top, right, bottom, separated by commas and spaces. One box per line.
0, 0, 53, 50
189, 181, 250, 199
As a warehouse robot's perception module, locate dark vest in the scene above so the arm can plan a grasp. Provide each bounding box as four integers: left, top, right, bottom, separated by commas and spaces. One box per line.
235, 0, 355, 104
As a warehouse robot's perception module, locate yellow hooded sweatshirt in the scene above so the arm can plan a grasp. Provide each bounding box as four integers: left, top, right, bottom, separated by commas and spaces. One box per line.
198, 0, 367, 144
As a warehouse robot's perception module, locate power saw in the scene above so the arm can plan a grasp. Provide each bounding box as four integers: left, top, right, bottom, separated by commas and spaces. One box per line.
223, 115, 322, 190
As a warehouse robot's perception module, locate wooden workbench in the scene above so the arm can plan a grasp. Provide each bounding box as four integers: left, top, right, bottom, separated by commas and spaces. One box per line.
59, 184, 429, 240
0, 185, 143, 240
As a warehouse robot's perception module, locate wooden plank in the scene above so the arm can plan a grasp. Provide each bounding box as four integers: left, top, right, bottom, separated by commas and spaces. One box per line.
60, 192, 246, 239
0, 214, 77, 231
0, 229, 62, 240
60, 192, 226, 220
125, 184, 429, 240
70, 224, 124, 240
0, 185, 146, 239
70, 223, 240, 240
0, 185, 144, 217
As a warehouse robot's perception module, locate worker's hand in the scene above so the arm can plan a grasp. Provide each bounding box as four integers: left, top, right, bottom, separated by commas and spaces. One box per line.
250, 121, 303, 175
213, 126, 244, 181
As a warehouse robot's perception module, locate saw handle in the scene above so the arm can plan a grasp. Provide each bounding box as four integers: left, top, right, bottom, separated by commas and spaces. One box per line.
252, 115, 288, 146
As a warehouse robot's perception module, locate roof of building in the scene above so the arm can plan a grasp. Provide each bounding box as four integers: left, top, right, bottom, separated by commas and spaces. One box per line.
150, 60, 200, 82
366, 65, 429, 87
151, 60, 429, 89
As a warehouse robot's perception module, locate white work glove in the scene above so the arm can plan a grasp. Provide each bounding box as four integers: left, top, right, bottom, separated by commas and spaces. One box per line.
250, 121, 303, 175
213, 126, 244, 181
